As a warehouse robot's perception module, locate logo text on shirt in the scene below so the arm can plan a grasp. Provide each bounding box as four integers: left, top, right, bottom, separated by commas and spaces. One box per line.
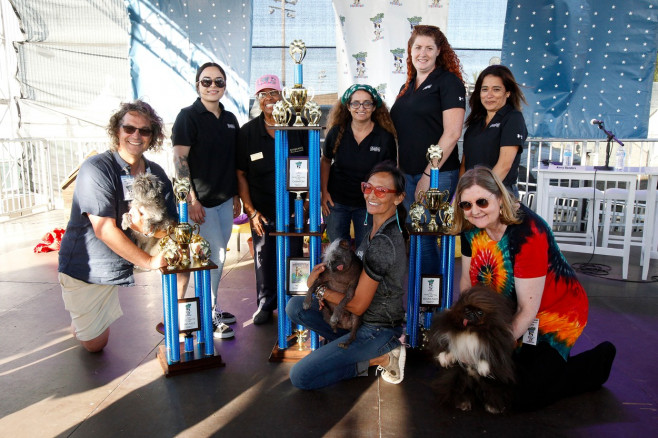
489, 123, 501, 128
227, 123, 236, 129
422, 84, 432, 91
370, 146, 381, 152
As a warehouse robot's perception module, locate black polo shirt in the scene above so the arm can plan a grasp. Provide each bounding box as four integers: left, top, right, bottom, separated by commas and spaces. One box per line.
171, 98, 239, 207
390, 67, 465, 175
236, 113, 308, 221
323, 123, 397, 207
463, 104, 528, 188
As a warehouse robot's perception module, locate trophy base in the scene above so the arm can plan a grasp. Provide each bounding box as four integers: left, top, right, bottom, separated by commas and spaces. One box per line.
268, 333, 314, 363
156, 343, 225, 377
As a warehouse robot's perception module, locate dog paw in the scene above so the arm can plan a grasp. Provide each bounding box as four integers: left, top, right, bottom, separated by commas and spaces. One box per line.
456, 401, 472, 411
437, 351, 454, 368
477, 360, 491, 377
485, 404, 504, 415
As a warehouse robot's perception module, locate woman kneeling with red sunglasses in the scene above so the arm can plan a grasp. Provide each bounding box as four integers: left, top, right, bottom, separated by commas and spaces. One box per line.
286, 161, 409, 390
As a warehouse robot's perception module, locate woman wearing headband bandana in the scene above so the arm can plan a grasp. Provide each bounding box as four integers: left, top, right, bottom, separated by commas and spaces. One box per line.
170, 62, 241, 339
451, 167, 616, 410
321, 84, 397, 248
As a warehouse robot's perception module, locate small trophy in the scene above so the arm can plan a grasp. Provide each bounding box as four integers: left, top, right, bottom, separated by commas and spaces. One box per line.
409, 201, 426, 231
272, 100, 292, 126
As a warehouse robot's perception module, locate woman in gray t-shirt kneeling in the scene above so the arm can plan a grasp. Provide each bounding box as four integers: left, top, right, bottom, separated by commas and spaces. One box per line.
286, 161, 408, 390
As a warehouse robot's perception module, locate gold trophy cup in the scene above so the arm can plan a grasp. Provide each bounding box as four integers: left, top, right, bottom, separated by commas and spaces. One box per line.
419, 189, 449, 231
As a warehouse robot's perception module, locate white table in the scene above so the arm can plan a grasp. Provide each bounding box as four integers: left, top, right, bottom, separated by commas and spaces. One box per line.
536, 166, 658, 280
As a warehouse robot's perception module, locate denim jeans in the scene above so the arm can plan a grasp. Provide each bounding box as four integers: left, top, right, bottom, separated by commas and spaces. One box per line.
324, 201, 369, 248
197, 198, 234, 311
286, 296, 403, 390
402, 170, 458, 275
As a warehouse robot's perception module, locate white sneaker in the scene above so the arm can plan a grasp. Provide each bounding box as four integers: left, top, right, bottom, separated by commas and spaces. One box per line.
213, 322, 235, 339
377, 344, 406, 384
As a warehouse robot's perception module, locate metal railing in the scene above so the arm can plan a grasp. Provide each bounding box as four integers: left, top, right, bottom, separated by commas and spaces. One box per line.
0, 136, 656, 220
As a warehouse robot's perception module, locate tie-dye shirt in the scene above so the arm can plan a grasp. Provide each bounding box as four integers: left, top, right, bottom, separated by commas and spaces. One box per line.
460, 204, 588, 360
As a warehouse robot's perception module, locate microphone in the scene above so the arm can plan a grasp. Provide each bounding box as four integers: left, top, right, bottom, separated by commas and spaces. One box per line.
590, 119, 604, 125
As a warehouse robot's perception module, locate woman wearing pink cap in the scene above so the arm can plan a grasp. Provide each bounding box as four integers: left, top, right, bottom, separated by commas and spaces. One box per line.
237, 74, 308, 324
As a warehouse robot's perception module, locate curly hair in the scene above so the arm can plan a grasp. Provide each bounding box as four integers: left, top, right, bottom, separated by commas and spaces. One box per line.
449, 166, 522, 235
327, 89, 397, 155
465, 64, 527, 128
106, 100, 165, 153
396, 25, 464, 99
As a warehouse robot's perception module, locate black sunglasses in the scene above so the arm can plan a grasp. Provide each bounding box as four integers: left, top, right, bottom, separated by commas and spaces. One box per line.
458, 194, 495, 211
198, 77, 226, 88
121, 124, 153, 137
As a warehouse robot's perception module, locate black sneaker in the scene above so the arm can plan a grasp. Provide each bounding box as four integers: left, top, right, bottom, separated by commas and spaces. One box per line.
213, 310, 236, 325
253, 308, 273, 325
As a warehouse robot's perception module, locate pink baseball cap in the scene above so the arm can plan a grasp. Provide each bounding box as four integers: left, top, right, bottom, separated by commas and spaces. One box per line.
255, 74, 282, 94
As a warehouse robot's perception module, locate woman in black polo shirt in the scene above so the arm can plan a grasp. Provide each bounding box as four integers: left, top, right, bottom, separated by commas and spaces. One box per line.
390, 24, 465, 274
461, 65, 528, 198
321, 84, 397, 248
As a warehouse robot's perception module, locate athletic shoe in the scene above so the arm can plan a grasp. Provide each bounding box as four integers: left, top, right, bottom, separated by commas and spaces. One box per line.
213, 310, 236, 325
213, 322, 235, 339
377, 344, 406, 384
253, 308, 273, 325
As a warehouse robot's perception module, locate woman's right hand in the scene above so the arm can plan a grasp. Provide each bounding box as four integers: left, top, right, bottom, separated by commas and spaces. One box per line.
189, 200, 206, 224
250, 211, 268, 237
306, 263, 326, 288
321, 191, 334, 217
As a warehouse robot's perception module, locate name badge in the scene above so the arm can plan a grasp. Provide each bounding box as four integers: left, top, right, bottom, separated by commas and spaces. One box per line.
522, 318, 539, 346
121, 175, 135, 201
250, 152, 264, 161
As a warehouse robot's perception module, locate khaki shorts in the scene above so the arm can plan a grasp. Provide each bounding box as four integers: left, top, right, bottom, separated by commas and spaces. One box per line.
59, 273, 123, 342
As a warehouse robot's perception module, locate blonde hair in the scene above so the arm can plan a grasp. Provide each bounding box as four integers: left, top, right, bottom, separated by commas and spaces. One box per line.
449, 167, 522, 234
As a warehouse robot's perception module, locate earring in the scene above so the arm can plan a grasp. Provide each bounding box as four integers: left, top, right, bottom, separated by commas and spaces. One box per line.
363, 212, 369, 226
396, 209, 402, 232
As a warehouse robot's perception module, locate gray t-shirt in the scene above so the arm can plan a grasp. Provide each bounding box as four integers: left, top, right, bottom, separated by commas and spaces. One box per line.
355, 215, 407, 326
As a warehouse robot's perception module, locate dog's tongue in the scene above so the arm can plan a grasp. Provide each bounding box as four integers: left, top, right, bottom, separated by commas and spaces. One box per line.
336, 264, 344, 271
463, 319, 469, 327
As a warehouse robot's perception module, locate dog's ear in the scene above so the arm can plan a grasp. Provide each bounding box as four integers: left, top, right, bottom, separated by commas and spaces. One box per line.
339, 240, 350, 250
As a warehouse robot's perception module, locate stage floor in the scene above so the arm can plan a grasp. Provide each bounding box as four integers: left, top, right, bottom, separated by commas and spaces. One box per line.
0, 210, 656, 437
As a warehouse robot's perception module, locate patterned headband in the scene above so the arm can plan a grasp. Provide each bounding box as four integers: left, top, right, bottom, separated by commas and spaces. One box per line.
340, 84, 383, 107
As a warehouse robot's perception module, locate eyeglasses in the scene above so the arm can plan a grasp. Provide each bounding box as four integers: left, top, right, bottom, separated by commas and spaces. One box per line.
458, 194, 495, 211
121, 124, 153, 137
361, 182, 398, 198
349, 101, 374, 110
257, 90, 281, 100
198, 77, 226, 88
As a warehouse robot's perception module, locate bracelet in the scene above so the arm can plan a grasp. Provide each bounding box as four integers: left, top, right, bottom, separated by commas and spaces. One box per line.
249, 210, 258, 219
423, 171, 430, 177
315, 285, 327, 301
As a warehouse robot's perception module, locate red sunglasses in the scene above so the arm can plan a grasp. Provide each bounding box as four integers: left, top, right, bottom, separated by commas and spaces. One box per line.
361, 182, 398, 198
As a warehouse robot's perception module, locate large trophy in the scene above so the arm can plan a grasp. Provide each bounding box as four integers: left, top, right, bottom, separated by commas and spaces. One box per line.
276, 40, 319, 127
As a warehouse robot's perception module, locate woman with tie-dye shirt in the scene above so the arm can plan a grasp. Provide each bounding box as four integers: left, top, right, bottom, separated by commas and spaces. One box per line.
450, 167, 616, 410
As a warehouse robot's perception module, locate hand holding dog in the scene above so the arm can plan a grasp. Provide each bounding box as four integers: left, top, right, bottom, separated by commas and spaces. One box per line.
306, 263, 326, 288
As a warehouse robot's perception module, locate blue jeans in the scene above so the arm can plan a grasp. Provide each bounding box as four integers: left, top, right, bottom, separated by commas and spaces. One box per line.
286, 296, 403, 390
324, 202, 368, 248
197, 198, 234, 311
403, 170, 458, 275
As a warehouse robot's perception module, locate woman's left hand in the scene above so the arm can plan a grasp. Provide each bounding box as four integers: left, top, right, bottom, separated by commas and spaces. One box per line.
306, 263, 326, 288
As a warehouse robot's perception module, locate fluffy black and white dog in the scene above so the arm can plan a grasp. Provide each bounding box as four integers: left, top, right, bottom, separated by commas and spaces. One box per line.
428, 285, 517, 414
304, 239, 363, 348
121, 173, 176, 254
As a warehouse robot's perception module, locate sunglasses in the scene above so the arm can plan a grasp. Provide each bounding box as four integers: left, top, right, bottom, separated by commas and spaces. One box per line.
361, 182, 398, 198
198, 77, 226, 88
257, 90, 281, 100
349, 101, 374, 110
458, 194, 495, 211
121, 124, 153, 137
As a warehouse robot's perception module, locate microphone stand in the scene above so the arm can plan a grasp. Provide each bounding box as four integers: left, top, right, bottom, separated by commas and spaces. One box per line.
593, 122, 624, 171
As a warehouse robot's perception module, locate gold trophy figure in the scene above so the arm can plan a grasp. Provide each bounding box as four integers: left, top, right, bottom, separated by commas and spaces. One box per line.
190, 233, 212, 266
303, 101, 322, 127
426, 144, 443, 169
166, 222, 200, 268
282, 39, 315, 126
272, 100, 292, 126
409, 201, 426, 231
173, 177, 191, 204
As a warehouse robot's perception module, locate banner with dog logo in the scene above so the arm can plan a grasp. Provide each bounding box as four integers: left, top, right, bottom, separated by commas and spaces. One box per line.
332, 1, 450, 108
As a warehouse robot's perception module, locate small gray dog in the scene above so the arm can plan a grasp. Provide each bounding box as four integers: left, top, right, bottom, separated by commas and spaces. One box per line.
121, 173, 176, 254
304, 239, 363, 348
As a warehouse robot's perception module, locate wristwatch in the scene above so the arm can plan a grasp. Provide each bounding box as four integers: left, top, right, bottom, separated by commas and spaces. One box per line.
315, 285, 327, 301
